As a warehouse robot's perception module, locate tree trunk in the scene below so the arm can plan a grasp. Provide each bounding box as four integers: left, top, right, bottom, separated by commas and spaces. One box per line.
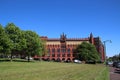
28, 55, 30, 62
10, 53, 13, 62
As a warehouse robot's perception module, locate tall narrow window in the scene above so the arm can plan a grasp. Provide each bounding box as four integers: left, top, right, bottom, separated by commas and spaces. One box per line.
57, 54, 60, 57
52, 54, 55, 57
72, 49, 75, 53
52, 48, 55, 57
67, 54, 71, 57
62, 54, 65, 57
61, 49, 66, 53
57, 48, 60, 53
47, 48, 50, 56
52, 48, 55, 53
67, 48, 70, 54
57, 48, 60, 57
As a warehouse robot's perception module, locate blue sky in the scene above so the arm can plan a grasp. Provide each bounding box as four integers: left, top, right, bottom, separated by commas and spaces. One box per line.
0, 0, 120, 57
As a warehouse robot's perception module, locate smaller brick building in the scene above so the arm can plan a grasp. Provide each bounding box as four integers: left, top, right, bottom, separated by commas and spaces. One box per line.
39, 33, 105, 62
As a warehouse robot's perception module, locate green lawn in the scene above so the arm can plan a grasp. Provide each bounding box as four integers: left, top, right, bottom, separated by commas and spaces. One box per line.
0, 61, 109, 80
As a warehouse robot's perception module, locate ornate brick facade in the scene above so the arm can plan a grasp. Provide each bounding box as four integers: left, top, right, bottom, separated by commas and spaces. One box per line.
39, 33, 105, 62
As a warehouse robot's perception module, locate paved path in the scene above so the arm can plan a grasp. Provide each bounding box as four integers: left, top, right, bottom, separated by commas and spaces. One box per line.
109, 66, 120, 80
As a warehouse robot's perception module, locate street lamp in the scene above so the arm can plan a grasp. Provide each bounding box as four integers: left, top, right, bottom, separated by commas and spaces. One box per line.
103, 40, 112, 65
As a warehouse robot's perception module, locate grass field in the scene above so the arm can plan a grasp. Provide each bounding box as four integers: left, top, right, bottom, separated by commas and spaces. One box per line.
0, 61, 109, 80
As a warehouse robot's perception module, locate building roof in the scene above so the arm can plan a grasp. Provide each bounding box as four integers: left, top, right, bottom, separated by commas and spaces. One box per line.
47, 38, 89, 41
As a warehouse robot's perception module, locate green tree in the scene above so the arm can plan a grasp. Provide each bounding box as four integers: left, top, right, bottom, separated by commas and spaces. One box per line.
0, 24, 4, 54
110, 53, 120, 61
76, 42, 100, 62
41, 40, 47, 56
14, 30, 27, 58
1, 23, 44, 62
5, 23, 21, 61
24, 30, 43, 62
0, 24, 12, 58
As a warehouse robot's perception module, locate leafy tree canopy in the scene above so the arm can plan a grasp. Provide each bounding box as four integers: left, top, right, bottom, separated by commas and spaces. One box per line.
76, 42, 100, 62
0, 24, 12, 56
0, 23, 45, 62
24, 30, 44, 62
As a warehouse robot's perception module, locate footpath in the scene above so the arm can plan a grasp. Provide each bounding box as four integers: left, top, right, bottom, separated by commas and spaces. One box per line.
109, 66, 120, 80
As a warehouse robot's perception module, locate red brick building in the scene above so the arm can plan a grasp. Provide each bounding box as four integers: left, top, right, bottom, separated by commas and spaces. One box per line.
40, 33, 105, 62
